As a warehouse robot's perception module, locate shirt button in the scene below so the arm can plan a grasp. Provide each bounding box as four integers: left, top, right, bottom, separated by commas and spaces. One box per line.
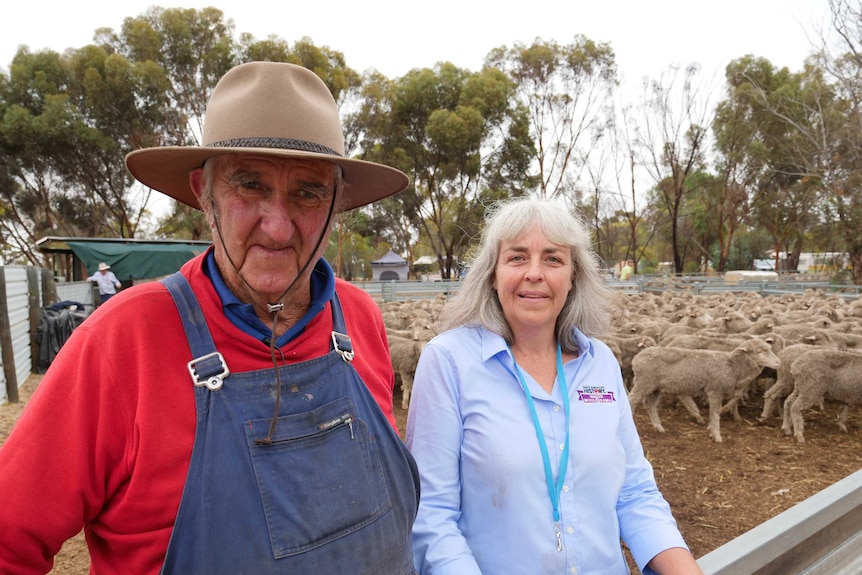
567, 526, 574, 534
560, 444, 565, 451
554, 405, 561, 411
569, 568, 577, 575
562, 485, 570, 492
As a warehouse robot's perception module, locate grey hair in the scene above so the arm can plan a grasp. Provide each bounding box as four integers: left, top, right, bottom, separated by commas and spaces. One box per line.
440, 196, 614, 352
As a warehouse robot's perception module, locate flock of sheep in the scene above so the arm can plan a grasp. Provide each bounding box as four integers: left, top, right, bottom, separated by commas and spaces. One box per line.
377, 287, 862, 444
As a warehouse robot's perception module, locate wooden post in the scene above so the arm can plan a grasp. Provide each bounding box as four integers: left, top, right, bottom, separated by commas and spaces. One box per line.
0, 267, 19, 403
28, 268, 42, 374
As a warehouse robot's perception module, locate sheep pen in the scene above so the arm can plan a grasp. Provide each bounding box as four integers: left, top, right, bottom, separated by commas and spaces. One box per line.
8, 287, 862, 574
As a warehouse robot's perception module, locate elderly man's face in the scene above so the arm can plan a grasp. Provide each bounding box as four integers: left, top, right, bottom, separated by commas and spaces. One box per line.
191, 155, 337, 305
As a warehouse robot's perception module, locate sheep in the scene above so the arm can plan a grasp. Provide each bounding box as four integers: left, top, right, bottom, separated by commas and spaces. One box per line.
628, 339, 781, 443
387, 322, 437, 409
848, 299, 862, 318
659, 324, 700, 341
605, 340, 623, 367
758, 334, 841, 423
708, 311, 755, 334
783, 349, 862, 443
659, 332, 748, 351
599, 334, 656, 390
772, 325, 843, 346
829, 331, 862, 350
677, 307, 715, 329
744, 316, 777, 335
656, 332, 783, 420
617, 319, 668, 343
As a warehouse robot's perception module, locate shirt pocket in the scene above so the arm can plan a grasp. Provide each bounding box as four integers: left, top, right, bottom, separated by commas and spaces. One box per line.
244, 396, 392, 558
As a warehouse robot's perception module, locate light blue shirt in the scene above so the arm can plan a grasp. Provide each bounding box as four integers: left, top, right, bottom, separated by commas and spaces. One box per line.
405, 325, 688, 575
86, 270, 120, 295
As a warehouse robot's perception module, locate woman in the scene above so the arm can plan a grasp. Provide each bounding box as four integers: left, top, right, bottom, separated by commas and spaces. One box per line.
406, 197, 702, 574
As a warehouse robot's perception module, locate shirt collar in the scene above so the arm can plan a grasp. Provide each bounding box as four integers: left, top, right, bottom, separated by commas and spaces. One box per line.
204, 250, 335, 346
480, 326, 594, 364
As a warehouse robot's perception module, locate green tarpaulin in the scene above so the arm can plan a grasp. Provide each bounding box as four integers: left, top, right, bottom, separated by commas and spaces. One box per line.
66, 241, 211, 281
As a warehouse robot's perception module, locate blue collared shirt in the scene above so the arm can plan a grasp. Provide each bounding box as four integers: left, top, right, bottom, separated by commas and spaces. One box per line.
406, 325, 688, 575
203, 251, 334, 347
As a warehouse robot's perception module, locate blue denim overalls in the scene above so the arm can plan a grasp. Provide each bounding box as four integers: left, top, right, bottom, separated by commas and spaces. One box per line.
159, 273, 419, 574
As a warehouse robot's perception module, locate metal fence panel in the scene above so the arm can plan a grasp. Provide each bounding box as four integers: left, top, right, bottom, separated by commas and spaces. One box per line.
55, 281, 95, 306
698, 468, 862, 574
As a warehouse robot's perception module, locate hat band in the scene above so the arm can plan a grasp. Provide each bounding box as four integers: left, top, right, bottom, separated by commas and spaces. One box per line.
207, 137, 342, 157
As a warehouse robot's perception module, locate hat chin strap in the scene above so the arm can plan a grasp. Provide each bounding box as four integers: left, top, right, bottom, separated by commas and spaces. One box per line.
209, 187, 337, 446
208, 187, 337, 322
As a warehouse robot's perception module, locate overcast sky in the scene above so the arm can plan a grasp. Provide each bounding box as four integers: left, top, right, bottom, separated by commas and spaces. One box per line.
1, 0, 834, 90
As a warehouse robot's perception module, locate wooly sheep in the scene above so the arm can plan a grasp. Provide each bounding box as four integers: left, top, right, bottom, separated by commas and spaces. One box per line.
708, 311, 755, 334
657, 333, 784, 419
659, 324, 700, 341
599, 334, 657, 390
783, 349, 862, 443
628, 339, 781, 443
759, 335, 840, 423
387, 322, 437, 410
618, 319, 668, 343
744, 316, 777, 335
677, 307, 715, 329
772, 325, 843, 346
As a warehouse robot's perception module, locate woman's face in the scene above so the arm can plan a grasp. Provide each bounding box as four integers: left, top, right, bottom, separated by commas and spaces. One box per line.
493, 225, 574, 338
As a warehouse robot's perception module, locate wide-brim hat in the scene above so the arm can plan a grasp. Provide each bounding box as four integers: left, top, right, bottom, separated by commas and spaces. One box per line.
125, 61, 408, 212
98, 262, 110, 271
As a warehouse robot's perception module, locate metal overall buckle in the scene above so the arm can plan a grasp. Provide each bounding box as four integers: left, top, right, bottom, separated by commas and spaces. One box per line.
331, 331, 354, 363
187, 351, 230, 391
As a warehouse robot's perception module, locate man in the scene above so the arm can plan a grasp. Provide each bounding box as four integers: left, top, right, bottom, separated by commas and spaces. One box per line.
620, 259, 634, 281
86, 261, 122, 304
0, 62, 419, 574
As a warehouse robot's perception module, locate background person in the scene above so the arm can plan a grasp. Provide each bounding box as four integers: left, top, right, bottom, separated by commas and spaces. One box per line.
620, 259, 634, 281
0, 62, 419, 574
86, 261, 121, 304
406, 197, 702, 574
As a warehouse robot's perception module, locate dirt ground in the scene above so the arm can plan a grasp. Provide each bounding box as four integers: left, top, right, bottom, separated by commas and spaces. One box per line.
3, 374, 861, 574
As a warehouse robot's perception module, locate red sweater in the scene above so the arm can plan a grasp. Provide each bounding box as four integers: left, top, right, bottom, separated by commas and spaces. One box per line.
0, 255, 397, 574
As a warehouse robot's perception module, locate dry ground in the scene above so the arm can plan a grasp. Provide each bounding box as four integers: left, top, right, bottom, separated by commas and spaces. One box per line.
3, 375, 861, 574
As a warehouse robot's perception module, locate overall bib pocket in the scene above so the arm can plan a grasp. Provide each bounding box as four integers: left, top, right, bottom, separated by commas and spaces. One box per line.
245, 396, 392, 558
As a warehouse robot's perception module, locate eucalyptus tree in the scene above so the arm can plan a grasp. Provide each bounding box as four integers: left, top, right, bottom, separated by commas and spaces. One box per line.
807, 0, 862, 282
102, 6, 237, 139
0, 43, 181, 264
599, 101, 656, 270
710, 56, 781, 271
634, 63, 715, 274
94, 6, 237, 240
724, 52, 852, 274
485, 36, 617, 202
740, 60, 821, 273
348, 63, 533, 279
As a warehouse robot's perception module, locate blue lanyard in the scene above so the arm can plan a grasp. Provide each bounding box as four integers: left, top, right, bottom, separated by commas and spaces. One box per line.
510, 343, 581, 550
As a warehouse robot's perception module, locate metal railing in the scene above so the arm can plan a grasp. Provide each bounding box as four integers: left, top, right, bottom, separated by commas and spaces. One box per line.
352, 277, 861, 302
697, 468, 862, 574
354, 280, 463, 302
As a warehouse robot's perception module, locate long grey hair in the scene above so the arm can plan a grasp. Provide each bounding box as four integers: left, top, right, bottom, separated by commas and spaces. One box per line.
439, 196, 615, 352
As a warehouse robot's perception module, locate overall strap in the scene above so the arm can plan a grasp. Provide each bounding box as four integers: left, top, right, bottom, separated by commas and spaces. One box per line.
161, 272, 229, 391
328, 292, 354, 363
